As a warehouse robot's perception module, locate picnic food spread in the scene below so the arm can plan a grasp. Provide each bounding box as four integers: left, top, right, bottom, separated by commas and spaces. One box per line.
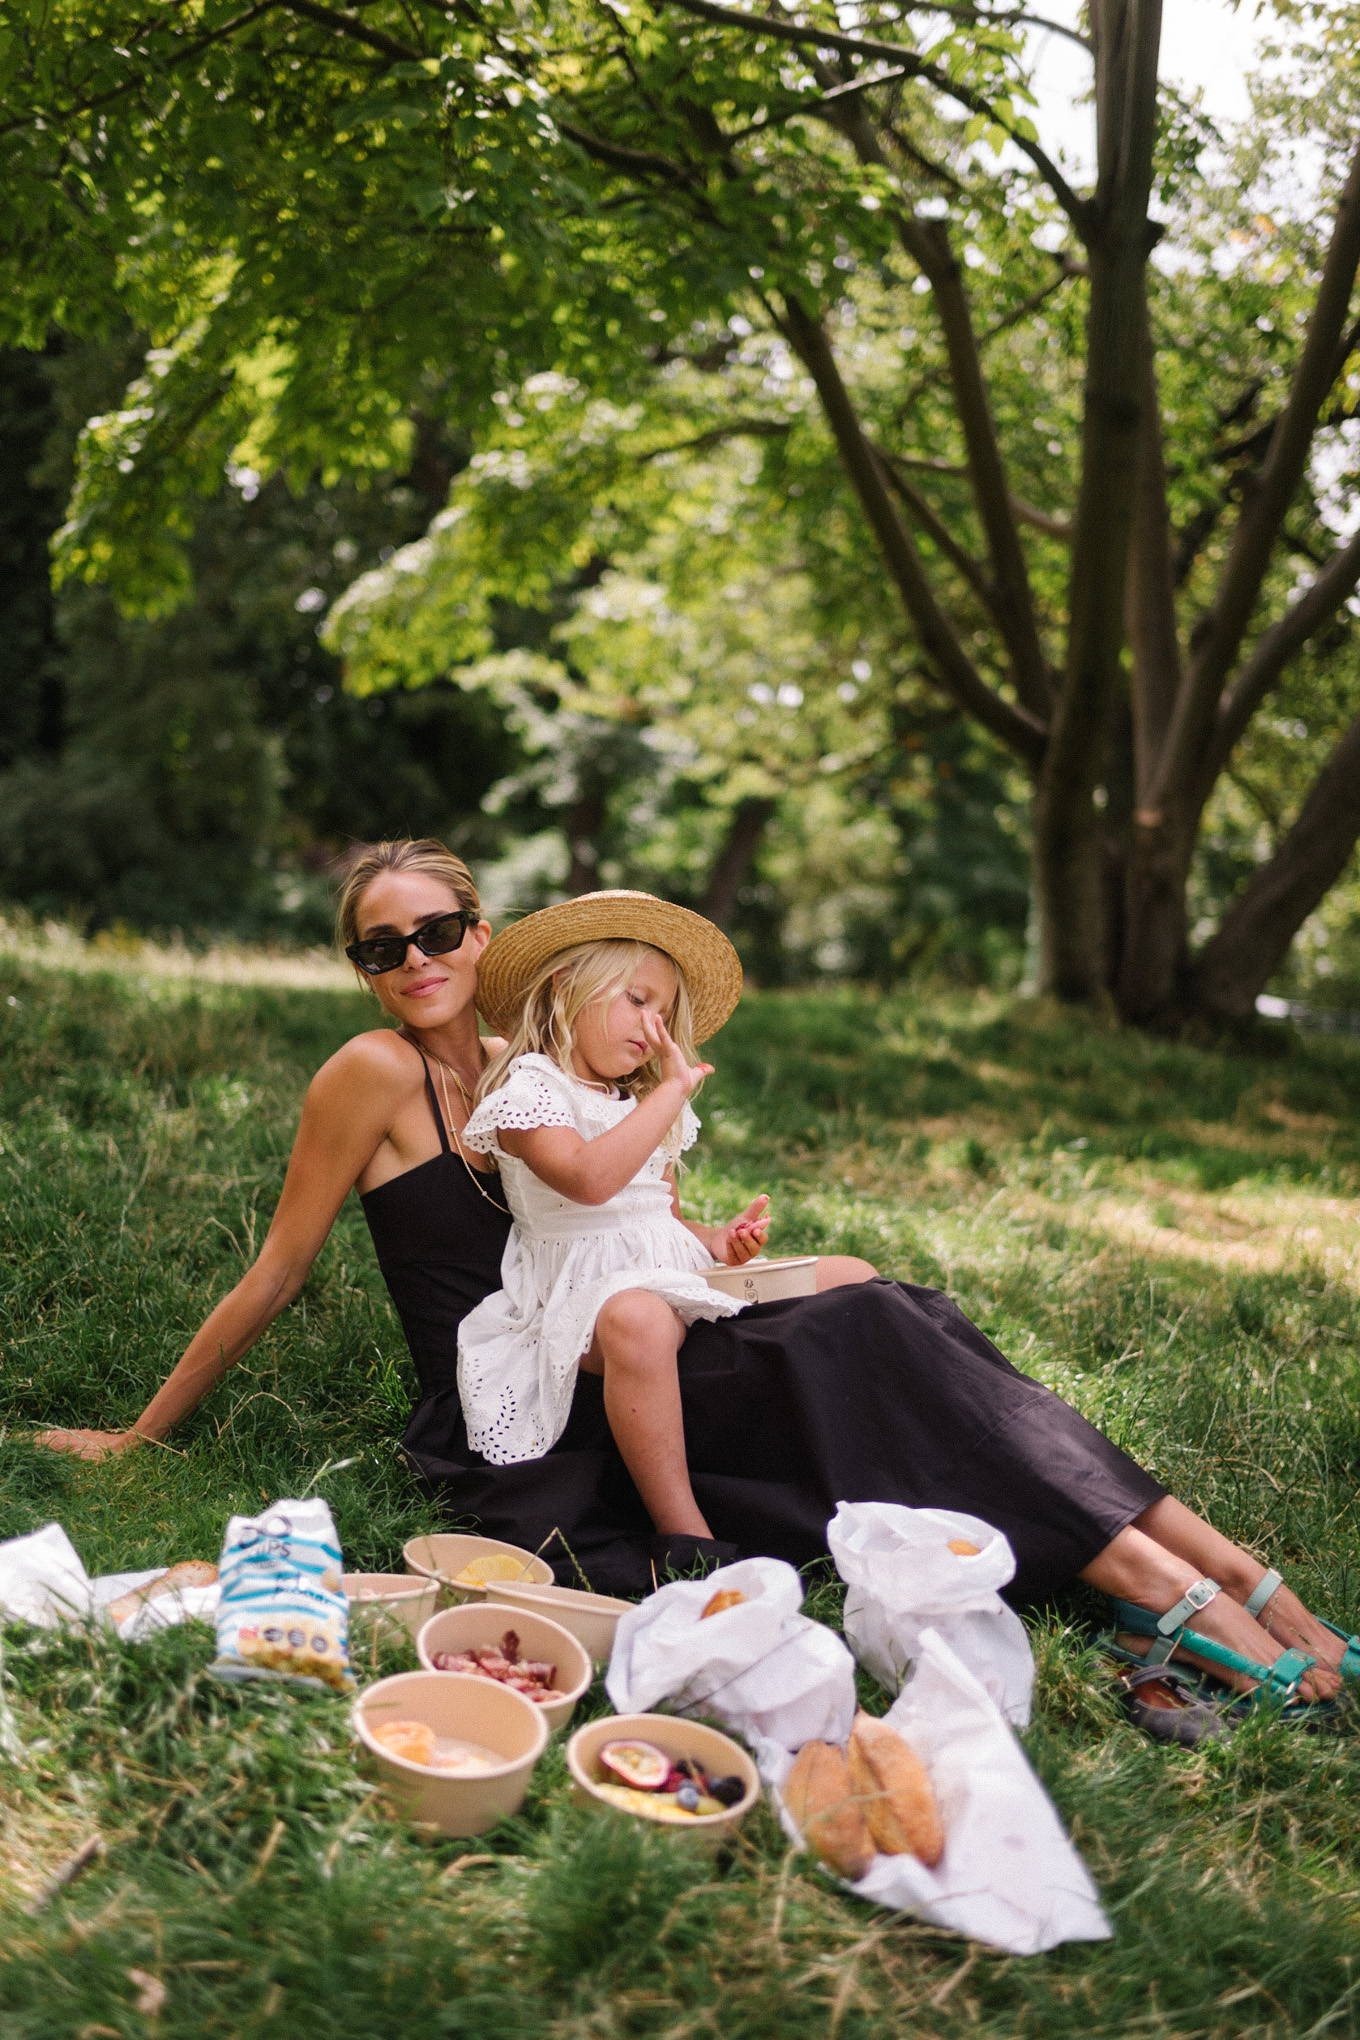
592, 1739, 746, 1820
371, 1720, 503, 1774
430, 1628, 558, 1701
785, 1712, 944, 1877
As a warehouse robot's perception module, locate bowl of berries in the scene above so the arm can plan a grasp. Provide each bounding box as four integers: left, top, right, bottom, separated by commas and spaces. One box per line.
566, 1714, 760, 1845
416, 1601, 592, 1732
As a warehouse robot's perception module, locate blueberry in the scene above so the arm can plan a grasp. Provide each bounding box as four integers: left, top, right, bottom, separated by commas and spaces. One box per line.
708, 1775, 745, 1807
675, 1783, 701, 1812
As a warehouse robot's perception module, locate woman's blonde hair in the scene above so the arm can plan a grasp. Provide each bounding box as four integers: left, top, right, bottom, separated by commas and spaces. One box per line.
335, 840, 481, 956
479, 938, 698, 1159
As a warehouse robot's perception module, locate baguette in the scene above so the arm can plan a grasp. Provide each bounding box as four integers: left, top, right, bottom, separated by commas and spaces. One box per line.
106, 1560, 219, 1628
846, 1711, 944, 1867
783, 1740, 874, 1882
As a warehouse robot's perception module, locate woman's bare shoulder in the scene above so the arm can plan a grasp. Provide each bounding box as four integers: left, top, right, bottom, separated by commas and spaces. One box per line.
309, 1026, 422, 1102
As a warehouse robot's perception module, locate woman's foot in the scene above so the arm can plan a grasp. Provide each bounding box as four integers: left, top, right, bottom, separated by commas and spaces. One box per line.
1083, 1526, 1340, 1704
1234, 1571, 1355, 1680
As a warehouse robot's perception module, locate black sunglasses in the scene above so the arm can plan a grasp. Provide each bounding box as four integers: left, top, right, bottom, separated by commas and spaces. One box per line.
346, 909, 480, 977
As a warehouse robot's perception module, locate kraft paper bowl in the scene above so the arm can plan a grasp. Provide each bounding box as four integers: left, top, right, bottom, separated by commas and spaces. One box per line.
416, 1600, 592, 1733
566, 1712, 761, 1846
402, 1533, 554, 1605
488, 1580, 633, 1664
355, 1670, 548, 1836
342, 1573, 437, 1641
701, 1255, 818, 1304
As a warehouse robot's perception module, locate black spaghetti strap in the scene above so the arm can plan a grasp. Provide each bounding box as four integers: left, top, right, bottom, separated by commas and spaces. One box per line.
413, 1047, 452, 1155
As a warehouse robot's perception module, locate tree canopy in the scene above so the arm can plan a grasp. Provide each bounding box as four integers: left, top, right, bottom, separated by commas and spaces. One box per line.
4, 0, 1360, 1017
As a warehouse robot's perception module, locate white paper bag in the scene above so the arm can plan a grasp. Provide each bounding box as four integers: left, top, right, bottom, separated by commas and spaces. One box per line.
0, 1523, 219, 1636
828, 1501, 1035, 1725
606, 1557, 857, 1750
767, 1629, 1111, 1957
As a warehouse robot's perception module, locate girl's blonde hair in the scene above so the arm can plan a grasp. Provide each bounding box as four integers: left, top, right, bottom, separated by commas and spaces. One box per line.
335, 839, 481, 957
479, 938, 698, 1159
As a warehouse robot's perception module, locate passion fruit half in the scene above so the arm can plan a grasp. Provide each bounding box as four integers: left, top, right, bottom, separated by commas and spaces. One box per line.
598, 1738, 671, 1790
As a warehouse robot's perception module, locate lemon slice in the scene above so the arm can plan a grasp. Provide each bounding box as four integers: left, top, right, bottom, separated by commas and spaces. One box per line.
451, 1553, 531, 1585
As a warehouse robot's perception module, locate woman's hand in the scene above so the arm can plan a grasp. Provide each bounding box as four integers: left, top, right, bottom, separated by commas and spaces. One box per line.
712, 1195, 771, 1266
640, 1011, 713, 1098
33, 1427, 143, 1462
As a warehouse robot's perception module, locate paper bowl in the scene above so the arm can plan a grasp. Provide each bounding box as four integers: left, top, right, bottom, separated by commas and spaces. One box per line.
702, 1256, 818, 1304
343, 1573, 437, 1641
402, 1533, 554, 1605
354, 1670, 548, 1836
566, 1712, 760, 1845
488, 1580, 634, 1663
416, 1601, 592, 1733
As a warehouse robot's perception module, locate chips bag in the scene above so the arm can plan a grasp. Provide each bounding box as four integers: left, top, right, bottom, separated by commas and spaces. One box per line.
211, 1498, 353, 1693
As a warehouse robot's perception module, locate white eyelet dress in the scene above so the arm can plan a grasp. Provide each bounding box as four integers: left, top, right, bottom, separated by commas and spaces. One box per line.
454, 1054, 748, 1465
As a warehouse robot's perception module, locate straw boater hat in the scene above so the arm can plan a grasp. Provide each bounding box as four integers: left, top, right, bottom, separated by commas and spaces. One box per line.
476, 890, 743, 1044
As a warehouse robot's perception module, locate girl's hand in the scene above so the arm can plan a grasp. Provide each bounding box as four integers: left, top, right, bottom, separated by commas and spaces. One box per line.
714, 1195, 771, 1266
641, 1010, 713, 1098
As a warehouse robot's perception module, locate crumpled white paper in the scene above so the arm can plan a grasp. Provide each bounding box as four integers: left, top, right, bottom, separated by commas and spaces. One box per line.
828, 1501, 1035, 1726
0, 1523, 219, 1636
606, 1556, 857, 1751
765, 1628, 1111, 1957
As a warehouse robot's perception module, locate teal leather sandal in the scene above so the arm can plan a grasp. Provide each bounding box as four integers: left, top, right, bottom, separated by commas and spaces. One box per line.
1103, 1577, 1334, 1729
1245, 1569, 1360, 1680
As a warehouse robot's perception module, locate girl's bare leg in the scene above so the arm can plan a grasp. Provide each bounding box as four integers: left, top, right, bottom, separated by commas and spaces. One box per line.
1080, 1523, 1340, 1701
1130, 1494, 1352, 1675
582, 1291, 712, 1538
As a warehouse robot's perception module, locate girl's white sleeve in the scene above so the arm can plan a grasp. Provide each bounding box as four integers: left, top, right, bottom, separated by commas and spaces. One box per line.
679, 1100, 701, 1153
461, 1057, 580, 1155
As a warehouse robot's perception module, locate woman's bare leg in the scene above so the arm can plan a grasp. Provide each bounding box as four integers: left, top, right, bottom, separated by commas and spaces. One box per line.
582, 1291, 712, 1538
1130, 1495, 1352, 1674
815, 1256, 878, 1290
1080, 1523, 1340, 1701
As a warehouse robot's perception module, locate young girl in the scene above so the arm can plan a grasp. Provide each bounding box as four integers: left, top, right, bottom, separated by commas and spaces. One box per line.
456, 892, 779, 1542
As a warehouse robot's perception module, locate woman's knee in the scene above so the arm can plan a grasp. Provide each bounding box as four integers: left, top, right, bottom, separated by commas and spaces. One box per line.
815, 1254, 878, 1290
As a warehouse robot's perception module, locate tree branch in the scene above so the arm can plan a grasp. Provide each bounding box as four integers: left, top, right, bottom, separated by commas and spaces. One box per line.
277, 0, 422, 58
1126, 294, 1183, 804
831, 93, 1053, 715
875, 448, 998, 612
895, 254, 1085, 421
1203, 524, 1360, 789
777, 293, 1047, 768
1163, 137, 1360, 799
653, 0, 1092, 231
555, 119, 696, 183
1189, 707, 1360, 1020
635, 419, 792, 458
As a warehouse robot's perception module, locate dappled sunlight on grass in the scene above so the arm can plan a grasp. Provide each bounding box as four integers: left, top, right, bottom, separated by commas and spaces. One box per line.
2, 962, 1360, 2036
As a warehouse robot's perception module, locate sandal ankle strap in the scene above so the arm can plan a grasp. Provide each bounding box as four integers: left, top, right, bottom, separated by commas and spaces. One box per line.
1244, 1568, 1283, 1620
1156, 1577, 1221, 1636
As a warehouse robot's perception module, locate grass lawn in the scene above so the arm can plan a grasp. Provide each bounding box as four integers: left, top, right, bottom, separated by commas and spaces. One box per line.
1, 926, 1359, 2038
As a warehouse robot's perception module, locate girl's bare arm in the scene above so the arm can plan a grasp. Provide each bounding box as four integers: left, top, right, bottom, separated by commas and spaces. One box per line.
35, 1035, 419, 1461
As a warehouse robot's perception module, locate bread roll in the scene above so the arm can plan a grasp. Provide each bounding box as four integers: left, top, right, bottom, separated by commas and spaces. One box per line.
847, 1711, 944, 1867
700, 1587, 746, 1619
106, 1560, 219, 1628
783, 1740, 873, 1882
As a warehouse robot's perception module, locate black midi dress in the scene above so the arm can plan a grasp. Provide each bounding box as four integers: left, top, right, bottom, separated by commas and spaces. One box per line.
361, 1057, 1165, 1600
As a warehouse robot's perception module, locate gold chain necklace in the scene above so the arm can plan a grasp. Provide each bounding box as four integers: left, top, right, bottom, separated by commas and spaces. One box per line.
425, 1047, 512, 1218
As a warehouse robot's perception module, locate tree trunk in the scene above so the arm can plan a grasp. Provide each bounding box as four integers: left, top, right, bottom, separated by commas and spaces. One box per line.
1032, 0, 1164, 1003
701, 796, 775, 929
565, 793, 605, 894
1187, 710, 1360, 1021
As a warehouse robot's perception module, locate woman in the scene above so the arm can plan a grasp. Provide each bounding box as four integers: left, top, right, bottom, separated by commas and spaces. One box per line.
36, 839, 1352, 1720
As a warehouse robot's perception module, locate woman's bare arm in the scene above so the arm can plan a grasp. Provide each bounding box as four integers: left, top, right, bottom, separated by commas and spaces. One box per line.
35, 1034, 421, 1461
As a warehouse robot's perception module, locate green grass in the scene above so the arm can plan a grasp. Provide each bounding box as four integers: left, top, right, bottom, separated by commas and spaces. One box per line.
2, 948, 1360, 2037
